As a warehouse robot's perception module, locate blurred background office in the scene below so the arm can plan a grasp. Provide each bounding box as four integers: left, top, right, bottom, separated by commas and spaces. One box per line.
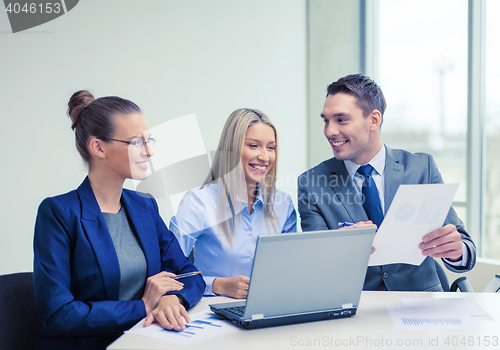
0, 0, 498, 290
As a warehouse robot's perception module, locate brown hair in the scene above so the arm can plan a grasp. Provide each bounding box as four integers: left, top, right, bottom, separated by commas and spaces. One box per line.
67, 90, 141, 164
327, 74, 387, 124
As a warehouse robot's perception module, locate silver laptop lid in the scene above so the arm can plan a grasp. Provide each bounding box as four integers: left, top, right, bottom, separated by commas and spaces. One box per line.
243, 227, 375, 320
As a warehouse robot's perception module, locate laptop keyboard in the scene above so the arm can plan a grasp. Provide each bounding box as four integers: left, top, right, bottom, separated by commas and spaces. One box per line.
225, 305, 246, 317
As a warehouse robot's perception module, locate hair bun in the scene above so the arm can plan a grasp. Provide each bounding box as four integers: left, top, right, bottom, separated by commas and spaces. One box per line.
68, 90, 95, 130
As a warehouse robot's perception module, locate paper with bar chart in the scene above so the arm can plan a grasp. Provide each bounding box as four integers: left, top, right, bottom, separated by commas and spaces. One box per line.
125, 311, 237, 344
386, 298, 489, 330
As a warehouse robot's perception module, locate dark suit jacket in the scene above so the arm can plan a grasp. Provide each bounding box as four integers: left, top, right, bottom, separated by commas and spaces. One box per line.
33, 177, 205, 349
298, 146, 476, 291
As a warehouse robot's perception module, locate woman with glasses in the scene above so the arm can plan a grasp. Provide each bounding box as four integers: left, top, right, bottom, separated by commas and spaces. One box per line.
169, 108, 296, 299
33, 90, 204, 350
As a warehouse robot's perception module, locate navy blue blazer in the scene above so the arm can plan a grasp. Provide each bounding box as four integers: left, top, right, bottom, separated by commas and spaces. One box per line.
298, 146, 476, 291
33, 177, 205, 349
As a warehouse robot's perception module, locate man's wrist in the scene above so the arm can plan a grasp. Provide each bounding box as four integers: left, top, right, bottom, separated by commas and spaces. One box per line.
443, 242, 469, 267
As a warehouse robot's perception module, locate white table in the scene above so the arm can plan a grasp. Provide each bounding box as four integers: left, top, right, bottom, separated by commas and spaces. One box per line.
108, 291, 500, 350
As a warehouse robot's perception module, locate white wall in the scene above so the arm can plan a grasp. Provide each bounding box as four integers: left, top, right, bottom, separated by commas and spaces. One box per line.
307, 0, 362, 168
0, 0, 307, 275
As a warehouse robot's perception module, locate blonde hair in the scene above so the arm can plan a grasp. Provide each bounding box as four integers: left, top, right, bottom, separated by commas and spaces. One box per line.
203, 108, 278, 246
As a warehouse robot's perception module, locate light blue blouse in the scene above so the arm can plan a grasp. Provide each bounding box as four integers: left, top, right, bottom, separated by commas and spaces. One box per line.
169, 182, 297, 295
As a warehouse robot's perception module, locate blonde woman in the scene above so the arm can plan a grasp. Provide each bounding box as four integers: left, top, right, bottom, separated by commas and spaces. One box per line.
170, 108, 296, 299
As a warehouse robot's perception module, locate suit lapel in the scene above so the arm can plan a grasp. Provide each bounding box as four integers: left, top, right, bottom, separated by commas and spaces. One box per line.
121, 192, 160, 277
384, 146, 404, 213
329, 159, 369, 222
77, 177, 120, 300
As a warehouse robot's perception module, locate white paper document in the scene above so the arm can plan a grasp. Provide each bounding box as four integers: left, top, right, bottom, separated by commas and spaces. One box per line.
401, 298, 491, 319
387, 298, 487, 330
125, 311, 237, 345
368, 183, 460, 266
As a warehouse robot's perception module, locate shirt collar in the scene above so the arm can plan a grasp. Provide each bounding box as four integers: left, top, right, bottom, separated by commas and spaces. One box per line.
255, 185, 263, 205
344, 144, 386, 179
241, 184, 263, 208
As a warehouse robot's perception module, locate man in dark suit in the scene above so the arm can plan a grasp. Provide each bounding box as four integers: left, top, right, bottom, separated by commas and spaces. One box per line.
298, 74, 476, 291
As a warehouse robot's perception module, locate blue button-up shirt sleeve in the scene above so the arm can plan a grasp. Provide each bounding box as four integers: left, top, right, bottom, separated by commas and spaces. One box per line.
279, 192, 297, 233
169, 190, 207, 256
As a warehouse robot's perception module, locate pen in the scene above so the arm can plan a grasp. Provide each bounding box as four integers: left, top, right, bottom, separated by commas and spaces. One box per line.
172, 271, 202, 280
338, 221, 356, 227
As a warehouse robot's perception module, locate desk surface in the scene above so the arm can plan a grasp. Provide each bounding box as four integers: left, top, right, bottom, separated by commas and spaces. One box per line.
108, 291, 500, 350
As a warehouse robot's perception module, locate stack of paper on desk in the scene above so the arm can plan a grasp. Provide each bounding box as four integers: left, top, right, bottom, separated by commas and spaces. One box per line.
387, 298, 490, 330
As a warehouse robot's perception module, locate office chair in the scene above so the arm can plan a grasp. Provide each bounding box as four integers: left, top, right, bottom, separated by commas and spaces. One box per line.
434, 260, 473, 292
483, 274, 500, 293
0, 272, 41, 350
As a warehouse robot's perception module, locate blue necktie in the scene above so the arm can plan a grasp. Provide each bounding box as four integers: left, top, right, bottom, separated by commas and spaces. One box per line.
357, 164, 384, 227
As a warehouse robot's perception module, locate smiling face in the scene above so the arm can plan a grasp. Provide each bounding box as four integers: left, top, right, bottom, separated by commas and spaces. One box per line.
102, 112, 154, 181
241, 122, 276, 186
322, 93, 382, 165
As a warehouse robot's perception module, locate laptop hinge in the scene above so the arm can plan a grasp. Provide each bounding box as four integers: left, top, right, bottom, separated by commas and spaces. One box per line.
342, 303, 353, 309
251, 313, 264, 320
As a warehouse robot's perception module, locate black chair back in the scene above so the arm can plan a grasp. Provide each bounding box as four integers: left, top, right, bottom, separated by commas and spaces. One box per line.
0, 272, 41, 350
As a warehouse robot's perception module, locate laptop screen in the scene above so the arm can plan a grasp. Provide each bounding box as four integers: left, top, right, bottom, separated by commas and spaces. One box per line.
243, 228, 375, 319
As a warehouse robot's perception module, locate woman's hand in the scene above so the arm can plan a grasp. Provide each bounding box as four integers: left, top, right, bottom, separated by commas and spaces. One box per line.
141, 271, 184, 314
144, 295, 190, 331
212, 275, 250, 299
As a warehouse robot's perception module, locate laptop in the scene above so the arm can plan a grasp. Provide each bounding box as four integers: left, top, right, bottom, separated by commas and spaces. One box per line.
209, 227, 375, 329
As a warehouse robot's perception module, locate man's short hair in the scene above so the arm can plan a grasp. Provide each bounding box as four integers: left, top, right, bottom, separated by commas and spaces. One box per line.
327, 74, 387, 121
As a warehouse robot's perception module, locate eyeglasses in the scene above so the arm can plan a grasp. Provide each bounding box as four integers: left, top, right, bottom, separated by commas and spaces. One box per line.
97, 136, 156, 148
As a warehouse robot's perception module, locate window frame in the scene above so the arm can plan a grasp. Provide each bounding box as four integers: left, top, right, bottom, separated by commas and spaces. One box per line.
362, 0, 488, 258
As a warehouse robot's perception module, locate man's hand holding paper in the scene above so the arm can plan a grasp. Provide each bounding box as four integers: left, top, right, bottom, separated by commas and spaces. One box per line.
368, 183, 460, 266
420, 224, 464, 261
